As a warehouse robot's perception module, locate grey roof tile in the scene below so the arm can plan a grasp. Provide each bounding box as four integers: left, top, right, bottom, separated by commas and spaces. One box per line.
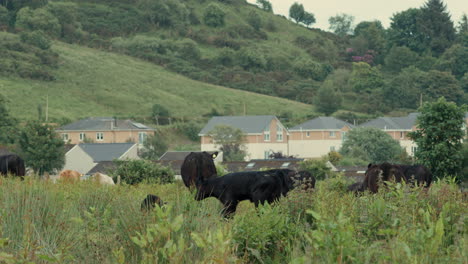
360, 113, 419, 130
290, 117, 354, 130
199, 115, 276, 135
79, 143, 135, 162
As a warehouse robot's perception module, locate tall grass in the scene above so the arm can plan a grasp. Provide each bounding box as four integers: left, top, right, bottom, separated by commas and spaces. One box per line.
0, 175, 465, 263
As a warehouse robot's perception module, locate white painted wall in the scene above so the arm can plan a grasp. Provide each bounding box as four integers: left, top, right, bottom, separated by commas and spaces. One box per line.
63, 146, 96, 174
202, 143, 288, 161
289, 140, 343, 158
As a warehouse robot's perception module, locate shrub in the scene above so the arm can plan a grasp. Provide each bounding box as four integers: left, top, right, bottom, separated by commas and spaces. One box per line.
111, 159, 174, 185
176, 121, 202, 142
203, 3, 225, 27
20, 30, 51, 50
298, 158, 332, 180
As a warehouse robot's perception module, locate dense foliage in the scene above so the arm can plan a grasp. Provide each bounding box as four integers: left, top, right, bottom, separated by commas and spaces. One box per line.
409, 97, 466, 178
111, 159, 174, 185
208, 125, 246, 161
0, 177, 465, 262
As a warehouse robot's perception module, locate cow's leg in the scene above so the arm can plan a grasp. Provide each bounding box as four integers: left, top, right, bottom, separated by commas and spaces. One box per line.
221, 201, 238, 218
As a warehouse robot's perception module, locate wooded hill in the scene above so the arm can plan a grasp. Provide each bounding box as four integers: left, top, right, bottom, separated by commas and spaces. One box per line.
0, 0, 466, 123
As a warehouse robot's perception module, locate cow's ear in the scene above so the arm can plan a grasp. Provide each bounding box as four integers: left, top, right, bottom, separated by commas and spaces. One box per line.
212, 152, 218, 159
368, 163, 373, 169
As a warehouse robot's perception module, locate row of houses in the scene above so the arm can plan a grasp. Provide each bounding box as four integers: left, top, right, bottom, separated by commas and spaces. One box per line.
56, 113, 468, 164
200, 113, 428, 160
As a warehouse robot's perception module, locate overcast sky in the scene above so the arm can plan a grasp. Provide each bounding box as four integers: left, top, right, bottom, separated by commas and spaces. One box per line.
247, 0, 467, 31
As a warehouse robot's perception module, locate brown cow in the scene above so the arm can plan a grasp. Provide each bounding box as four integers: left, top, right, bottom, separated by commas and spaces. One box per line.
363, 163, 405, 193
59, 170, 82, 182
180, 151, 218, 189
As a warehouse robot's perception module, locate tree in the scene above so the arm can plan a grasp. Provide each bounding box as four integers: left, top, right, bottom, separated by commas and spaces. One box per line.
383, 66, 426, 110
18, 121, 65, 175
0, 94, 17, 145
209, 125, 246, 161
420, 70, 464, 105
408, 97, 466, 178
247, 10, 262, 31
256, 0, 272, 12
384, 46, 420, 73
15, 7, 61, 37
203, 3, 225, 27
418, 0, 456, 56
0, 5, 8, 30
111, 159, 174, 184
301, 12, 315, 28
349, 62, 384, 94
340, 127, 405, 164
314, 81, 342, 116
460, 141, 468, 182
352, 21, 386, 63
152, 104, 170, 125
139, 133, 168, 160
434, 44, 468, 78
1, 0, 48, 12
289, 2, 304, 24
328, 13, 354, 36
388, 8, 426, 54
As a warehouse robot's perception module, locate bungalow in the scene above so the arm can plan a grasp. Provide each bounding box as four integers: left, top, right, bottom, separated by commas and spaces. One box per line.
199, 115, 289, 160
288, 117, 354, 158
63, 143, 139, 175
56, 117, 155, 145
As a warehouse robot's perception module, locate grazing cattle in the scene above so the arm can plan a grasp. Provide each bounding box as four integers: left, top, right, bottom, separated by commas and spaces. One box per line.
59, 170, 82, 182
347, 181, 365, 193
398, 164, 432, 188
141, 194, 165, 212
363, 163, 405, 193
0, 154, 26, 178
195, 171, 283, 217
180, 151, 218, 188
92, 173, 115, 185
266, 169, 316, 195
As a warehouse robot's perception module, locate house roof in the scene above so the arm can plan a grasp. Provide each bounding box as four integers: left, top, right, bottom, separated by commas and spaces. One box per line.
159, 151, 198, 161
290, 117, 354, 131
87, 161, 117, 175
57, 117, 154, 131
79, 143, 136, 162
359, 113, 419, 130
199, 115, 277, 135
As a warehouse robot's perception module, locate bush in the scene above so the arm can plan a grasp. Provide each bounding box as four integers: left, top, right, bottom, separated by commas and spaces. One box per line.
298, 158, 332, 180
203, 3, 225, 27
176, 121, 203, 141
110, 159, 174, 185
20, 30, 51, 50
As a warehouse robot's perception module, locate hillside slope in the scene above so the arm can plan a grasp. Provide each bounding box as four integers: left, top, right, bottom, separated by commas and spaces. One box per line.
0, 41, 312, 121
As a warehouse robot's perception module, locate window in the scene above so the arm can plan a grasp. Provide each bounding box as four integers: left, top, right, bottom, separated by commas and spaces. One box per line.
411, 146, 417, 155
264, 151, 271, 159
96, 132, 104, 141
281, 162, 290, 168
400, 132, 404, 139
61, 133, 69, 141
329, 131, 336, 137
79, 133, 85, 141
264, 126, 270, 141
342, 132, 347, 141
246, 162, 255, 169
138, 132, 147, 144
330, 146, 336, 151
306, 131, 310, 137
277, 125, 283, 141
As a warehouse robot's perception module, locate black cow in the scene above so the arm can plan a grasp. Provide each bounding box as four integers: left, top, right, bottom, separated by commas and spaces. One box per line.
347, 181, 365, 193
140, 194, 166, 212
398, 164, 432, 188
195, 171, 283, 217
362, 162, 405, 193
265, 169, 316, 195
180, 151, 218, 189
0, 154, 25, 178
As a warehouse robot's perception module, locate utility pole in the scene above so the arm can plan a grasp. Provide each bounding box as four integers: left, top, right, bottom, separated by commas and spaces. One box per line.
45, 94, 49, 122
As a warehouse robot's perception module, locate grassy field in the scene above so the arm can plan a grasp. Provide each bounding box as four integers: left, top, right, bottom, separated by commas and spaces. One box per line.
0, 41, 312, 122
0, 176, 465, 263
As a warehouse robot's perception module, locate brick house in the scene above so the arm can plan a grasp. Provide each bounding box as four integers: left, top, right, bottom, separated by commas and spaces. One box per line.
56, 117, 155, 145
359, 113, 419, 155
288, 117, 354, 158
199, 115, 289, 160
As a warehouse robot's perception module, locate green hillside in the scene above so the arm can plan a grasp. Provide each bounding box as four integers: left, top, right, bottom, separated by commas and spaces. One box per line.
0, 40, 312, 121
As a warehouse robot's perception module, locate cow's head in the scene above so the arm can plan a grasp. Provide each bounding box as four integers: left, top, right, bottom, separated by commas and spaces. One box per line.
181, 151, 218, 189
